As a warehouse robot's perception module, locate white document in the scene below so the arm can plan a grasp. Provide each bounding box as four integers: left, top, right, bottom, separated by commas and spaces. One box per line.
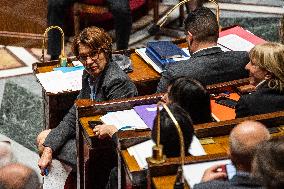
36, 69, 83, 94
127, 140, 155, 169
127, 135, 206, 169
183, 159, 232, 188
188, 136, 206, 156
135, 48, 190, 74
217, 34, 255, 52
100, 109, 149, 130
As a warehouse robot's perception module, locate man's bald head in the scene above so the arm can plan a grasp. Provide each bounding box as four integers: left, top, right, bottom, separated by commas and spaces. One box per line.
229, 120, 270, 172
0, 163, 40, 189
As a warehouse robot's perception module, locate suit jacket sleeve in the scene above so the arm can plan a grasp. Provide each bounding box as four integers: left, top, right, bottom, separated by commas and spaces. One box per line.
235, 95, 250, 118
156, 64, 175, 93
43, 74, 88, 153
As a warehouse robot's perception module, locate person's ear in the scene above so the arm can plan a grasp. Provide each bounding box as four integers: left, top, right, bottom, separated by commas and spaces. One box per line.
186, 31, 193, 43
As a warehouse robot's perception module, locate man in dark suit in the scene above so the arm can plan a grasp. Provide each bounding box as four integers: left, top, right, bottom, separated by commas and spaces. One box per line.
48, 0, 132, 60
193, 120, 270, 189
157, 7, 249, 93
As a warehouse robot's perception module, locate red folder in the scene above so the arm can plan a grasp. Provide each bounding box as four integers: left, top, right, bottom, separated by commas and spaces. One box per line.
219, 26, 266, 45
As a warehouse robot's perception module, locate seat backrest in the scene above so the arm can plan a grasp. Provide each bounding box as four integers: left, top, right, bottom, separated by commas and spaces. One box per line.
79, 0, 105, 5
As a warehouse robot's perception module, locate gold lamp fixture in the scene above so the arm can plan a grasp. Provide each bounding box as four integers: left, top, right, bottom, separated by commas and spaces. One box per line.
208, 0, 221, 32
42, 26, 67, 67
151, 0, 221, 33
148, 102, 186, 185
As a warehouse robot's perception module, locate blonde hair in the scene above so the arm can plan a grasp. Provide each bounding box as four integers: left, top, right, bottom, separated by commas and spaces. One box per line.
249, 42, 284, 92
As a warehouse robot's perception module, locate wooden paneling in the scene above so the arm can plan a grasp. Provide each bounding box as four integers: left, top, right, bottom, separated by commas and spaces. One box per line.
0, 0, 47, 47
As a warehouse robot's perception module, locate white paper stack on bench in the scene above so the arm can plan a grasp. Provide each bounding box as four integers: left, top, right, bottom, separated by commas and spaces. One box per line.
183, 159, 232, 188
100, 109, 149, 130
127, 136, 206, 169
36, 69, 83, 94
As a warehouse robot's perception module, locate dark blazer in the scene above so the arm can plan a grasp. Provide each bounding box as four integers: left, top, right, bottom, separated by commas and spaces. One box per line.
43, 61, 138, 166
193, 174, 264, 189
236, 83, 284, 118
157, 47, 249, 92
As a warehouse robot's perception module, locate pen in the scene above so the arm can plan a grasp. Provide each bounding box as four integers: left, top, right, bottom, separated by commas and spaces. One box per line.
44, 168, 49, 176
119, 126, 134, 131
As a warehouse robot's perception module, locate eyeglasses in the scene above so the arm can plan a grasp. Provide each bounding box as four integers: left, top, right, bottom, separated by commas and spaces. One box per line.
77, 50, 101, 63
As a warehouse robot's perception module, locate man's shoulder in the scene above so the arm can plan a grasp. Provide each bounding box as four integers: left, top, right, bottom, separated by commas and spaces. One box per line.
203, 50, 249, 60
193, 180, 231, 189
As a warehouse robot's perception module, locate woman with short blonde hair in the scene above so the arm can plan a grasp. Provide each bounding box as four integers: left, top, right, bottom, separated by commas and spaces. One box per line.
236, 42, 284, 117
249, 42, 284, 92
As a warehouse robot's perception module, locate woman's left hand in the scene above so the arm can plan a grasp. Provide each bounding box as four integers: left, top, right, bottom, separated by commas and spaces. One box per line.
93, 124, 118, 139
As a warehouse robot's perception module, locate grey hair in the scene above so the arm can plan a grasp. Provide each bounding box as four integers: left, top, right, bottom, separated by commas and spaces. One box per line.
0, 141, 16, 167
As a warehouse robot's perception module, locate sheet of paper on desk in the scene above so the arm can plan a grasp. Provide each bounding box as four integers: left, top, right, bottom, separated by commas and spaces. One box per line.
100, 109, 148, 130
127, 136, 206, 169
217, 34, 255, 52
135, 48, 190, 74
36, 69, 83, 94
189, 136, 206, 156
127, 140, 155, 169
183, 159, 231, 188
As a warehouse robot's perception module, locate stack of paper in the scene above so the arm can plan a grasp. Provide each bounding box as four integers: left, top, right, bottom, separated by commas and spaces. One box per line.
127, 140, 155, 169
100, 109, 149, 130
183, 159, 231, 188
36, 69, 83, 94
127, 136, 206, 169
218, 34, 255, 52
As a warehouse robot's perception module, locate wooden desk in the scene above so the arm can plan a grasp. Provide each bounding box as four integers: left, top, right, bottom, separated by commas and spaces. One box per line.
149, 118, 284, 189
118, 79, 251, 188
33, 52, 160, 129
75, 94, 162, 189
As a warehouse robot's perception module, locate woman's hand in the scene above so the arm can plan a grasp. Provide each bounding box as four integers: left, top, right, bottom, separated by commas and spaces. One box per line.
38, 147, 53, 176
93, 124, 118, 139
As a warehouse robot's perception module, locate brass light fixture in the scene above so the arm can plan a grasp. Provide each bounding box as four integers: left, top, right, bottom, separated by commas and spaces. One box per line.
150, 0, 221, 33
208, 0, 221, 32
42, 26, 67, 67
148, 102, 186, 185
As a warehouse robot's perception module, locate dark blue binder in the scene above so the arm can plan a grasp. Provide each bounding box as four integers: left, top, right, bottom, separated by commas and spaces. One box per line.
145, 41, 189, 69
147, 41, 188, 59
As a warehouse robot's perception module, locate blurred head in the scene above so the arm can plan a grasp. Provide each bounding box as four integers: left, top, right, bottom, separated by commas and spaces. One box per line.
253, 137, 284, 189
229, 121, 270, 172
184, 7, 219, 52
72, 26, 112, 76
0, 163, 40, 189
162, 77, 212, 124
0, 141, 15, 168
246, 42, 284, 91
152, 104, 194, 157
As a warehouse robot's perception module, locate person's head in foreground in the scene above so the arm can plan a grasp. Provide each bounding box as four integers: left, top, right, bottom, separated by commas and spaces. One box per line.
161, 77, 212, 124
199, 120, 270, 183
151, 103, 194, 157
253, 137, 284, 189
0, 163, 40, 189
